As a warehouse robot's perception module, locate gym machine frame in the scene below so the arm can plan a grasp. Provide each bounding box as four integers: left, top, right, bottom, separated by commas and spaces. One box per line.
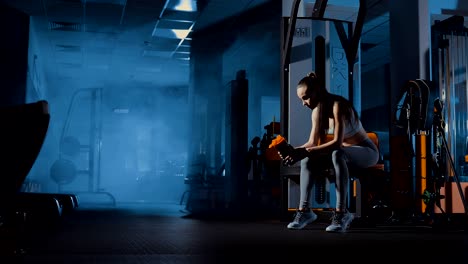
280, 0, 367, 220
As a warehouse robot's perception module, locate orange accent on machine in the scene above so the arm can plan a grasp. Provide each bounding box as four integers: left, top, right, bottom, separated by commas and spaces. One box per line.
434, 181, 468, 214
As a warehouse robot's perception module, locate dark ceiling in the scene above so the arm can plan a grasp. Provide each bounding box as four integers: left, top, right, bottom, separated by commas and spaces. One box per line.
0, 0, 271, 92
1, 0, 463, 95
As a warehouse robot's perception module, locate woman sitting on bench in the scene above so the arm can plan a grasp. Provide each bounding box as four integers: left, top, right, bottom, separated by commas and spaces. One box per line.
278, 72, 379, 232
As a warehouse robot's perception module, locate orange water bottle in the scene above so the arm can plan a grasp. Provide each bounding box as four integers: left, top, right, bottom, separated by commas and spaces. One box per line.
268, 135, 294, 159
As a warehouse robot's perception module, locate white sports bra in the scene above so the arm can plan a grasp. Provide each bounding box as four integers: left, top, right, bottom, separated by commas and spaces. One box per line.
345, 113, 363, 137
327, 113, 363, 138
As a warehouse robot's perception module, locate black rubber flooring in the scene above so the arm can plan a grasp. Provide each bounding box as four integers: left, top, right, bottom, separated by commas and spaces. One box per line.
1, 203, 467, 264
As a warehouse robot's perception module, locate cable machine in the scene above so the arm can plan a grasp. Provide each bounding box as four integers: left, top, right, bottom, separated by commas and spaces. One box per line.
390, 15, 468, 227
429, 15, 468, 223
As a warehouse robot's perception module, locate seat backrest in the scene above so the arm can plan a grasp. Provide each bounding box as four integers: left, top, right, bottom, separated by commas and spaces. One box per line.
366, 131, 379, 150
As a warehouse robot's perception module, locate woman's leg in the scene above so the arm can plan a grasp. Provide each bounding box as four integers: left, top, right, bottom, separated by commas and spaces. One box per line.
326, 141, 379, 232
299, 156, 321, 210
332, 139, 379, 211
331, 149, 349, 211
287, 156, 324, 229
298, 155, 331, 209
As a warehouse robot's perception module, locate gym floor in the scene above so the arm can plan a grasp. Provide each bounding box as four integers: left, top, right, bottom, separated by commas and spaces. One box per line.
1, 202, 467, 264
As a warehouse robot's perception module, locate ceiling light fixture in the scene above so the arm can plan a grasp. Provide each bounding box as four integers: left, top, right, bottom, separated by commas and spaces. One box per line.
173, 0, 197, 12
171, 29, 191, 39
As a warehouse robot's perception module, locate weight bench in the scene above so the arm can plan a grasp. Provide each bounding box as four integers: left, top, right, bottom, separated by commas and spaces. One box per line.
280, 131, 388, 223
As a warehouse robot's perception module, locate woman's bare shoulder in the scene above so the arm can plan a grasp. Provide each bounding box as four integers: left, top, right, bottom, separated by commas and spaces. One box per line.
332, 100, 346, 115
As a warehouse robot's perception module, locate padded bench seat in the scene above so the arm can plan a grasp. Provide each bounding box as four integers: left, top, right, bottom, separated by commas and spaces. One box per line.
280, 131, 388, 222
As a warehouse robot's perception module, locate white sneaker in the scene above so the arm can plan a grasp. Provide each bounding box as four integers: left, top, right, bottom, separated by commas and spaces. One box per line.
325, 210, 354, 232
287, 210, 318, 230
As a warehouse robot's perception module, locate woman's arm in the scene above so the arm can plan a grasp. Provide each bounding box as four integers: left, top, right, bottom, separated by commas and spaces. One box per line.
280, 101, 346, 165
297, 108, 320, 149
304, 101, 345, 154
280, 109, 319, 165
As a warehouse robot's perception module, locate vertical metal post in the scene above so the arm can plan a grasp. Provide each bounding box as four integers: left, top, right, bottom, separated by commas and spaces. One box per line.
225, 70, 249, 211
88, 89, 96, 192
281, 0, 302, 138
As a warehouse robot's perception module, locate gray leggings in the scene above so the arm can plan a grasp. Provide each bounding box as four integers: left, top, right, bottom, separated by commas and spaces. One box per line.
299, 137, 380, 211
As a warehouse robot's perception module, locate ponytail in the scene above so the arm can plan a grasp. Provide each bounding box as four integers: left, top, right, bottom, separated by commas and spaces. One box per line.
307, 72, 317, 79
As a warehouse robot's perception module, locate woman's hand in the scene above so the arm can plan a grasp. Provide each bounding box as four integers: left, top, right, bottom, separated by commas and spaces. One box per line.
278, 147, 309, 166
